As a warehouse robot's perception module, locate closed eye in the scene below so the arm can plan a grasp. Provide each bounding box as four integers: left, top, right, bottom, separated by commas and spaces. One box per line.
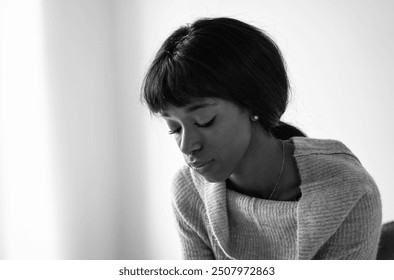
168, 127, 181, 135
196, 116, 216, 128
168, 116, 216, 135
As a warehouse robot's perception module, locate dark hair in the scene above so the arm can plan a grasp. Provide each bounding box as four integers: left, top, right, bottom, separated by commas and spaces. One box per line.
142, 17, 305, 139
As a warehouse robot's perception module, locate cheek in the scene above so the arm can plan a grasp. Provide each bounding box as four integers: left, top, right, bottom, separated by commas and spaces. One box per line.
209, 121, 252, 161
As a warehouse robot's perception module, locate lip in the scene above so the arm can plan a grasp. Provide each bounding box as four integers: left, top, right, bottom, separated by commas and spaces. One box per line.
188, 159, 214, 171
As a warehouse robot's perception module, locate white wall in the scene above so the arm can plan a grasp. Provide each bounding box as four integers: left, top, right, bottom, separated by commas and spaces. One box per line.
0, 0, 59, 259
43, 0, 148, 259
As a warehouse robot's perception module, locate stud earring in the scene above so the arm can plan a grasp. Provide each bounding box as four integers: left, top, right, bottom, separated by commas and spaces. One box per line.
252, 115, 259, 121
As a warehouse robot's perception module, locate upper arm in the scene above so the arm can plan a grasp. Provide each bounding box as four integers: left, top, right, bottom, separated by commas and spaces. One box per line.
314, 187, 382, 259
171, 168, 214, 260
172, 201, 214, 260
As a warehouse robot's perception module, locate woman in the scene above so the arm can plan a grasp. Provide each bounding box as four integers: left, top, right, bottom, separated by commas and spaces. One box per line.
142, 17, 382, 259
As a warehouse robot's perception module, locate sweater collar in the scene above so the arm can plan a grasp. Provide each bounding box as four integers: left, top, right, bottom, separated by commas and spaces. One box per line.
190, 137, 367, 259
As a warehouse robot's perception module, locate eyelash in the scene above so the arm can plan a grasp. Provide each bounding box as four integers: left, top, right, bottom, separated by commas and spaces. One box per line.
168, 116, 216, 135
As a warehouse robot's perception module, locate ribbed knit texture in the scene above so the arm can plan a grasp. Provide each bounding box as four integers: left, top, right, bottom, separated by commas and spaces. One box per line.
171, 137, 382, 259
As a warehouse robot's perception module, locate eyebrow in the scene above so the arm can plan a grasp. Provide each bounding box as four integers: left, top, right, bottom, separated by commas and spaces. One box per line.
161, 102, 217, 117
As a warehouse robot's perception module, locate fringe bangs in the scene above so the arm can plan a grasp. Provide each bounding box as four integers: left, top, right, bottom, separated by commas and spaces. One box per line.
142, 54, 216, 114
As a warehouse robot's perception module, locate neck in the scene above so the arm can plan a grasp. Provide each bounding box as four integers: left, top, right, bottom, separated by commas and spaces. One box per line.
227, 125, 284, 199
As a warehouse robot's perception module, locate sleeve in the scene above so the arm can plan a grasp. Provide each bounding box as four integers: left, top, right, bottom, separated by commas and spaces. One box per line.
314, 187, 382, 260
172, 201, 215, 260
171, 167, 215, 260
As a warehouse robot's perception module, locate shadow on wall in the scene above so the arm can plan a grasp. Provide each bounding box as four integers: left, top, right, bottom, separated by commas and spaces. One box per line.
43, 0, 148, 259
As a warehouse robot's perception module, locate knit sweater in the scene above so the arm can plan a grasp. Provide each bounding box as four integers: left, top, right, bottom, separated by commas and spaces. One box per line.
171, 137, 382, 259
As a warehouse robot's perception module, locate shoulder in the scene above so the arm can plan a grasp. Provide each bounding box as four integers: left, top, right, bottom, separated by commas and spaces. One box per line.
171, 165, 205, 198
292, 137, 378, 196
293, 138, 382, 258
292, 137, 355, 157
171, 165, 207, 215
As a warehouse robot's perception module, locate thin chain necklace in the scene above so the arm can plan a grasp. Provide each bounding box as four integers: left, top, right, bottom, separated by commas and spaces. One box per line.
268, 140, 285, 200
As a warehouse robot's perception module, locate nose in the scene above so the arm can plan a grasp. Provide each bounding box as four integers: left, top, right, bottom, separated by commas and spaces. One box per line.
178, 127, 202, 157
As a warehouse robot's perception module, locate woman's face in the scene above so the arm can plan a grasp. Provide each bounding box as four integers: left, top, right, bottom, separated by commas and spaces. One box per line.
161, 98, 253, 182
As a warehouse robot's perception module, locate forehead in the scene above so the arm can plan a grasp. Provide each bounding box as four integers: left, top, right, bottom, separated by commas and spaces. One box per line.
160, 98, 220, 118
